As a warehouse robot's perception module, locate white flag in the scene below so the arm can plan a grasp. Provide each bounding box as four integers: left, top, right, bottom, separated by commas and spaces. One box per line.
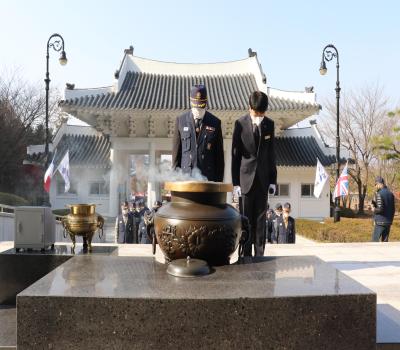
57, 150, 70, 193
314, 158, 329, 198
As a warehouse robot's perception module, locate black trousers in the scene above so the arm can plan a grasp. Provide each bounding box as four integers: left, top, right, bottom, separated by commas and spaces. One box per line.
241, 176, 268, 256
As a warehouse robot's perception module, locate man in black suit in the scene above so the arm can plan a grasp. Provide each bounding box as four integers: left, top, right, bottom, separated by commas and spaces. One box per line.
232, 91, 277, 256
172, 84, 224, 182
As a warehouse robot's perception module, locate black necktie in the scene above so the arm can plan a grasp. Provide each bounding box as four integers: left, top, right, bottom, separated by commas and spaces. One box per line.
253, 123, 260, 147
195, 118, 202, 136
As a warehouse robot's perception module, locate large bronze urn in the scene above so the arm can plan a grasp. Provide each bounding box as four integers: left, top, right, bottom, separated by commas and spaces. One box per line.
154, 181, 247, 266
62, 204, 104, 252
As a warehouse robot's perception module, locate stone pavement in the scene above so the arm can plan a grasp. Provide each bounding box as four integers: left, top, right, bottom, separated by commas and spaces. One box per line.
1, 238, 400, 348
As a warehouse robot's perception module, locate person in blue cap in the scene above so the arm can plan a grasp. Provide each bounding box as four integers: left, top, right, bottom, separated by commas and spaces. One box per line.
172, 84, 224, 182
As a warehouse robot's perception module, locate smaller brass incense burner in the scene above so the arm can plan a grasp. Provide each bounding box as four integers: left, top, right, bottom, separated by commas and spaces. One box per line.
62, 204, 104, 252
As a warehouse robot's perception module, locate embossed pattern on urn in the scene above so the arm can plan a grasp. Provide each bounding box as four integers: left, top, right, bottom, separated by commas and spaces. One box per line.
154, 181, 241, 266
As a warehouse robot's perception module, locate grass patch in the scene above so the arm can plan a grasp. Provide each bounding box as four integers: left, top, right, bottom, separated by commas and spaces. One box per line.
297, 217, 400, 242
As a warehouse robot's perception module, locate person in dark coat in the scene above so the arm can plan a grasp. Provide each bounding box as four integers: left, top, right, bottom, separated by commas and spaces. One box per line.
131, 201, 142, 244
275, 202, 296, 244
138, 200, 150, 244
172, 84, 224, 182
372, 176, 395, 242
271, 203, 282, 244
266, 208, 275, 244
115, 201, 134, 243
232, 91, 277, 256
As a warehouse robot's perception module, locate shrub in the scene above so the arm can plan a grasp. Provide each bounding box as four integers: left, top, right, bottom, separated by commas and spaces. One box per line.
297, 217, 400, 242
0, 192, 29, 206
52, 209, 70, 217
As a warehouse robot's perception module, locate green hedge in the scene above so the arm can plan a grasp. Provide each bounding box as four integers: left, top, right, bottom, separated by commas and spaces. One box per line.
297, 217, 400, 242
0, 192, 29, 206
52, 209, 70, 217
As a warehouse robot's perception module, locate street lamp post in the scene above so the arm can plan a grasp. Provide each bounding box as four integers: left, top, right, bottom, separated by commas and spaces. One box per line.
319, 44, 341, 222
45, 33, 67, 159
42, 33, 67, 206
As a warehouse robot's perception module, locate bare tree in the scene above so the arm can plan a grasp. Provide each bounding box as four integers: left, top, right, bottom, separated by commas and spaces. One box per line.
0, 68, 65, 194
320, 83, 389, 214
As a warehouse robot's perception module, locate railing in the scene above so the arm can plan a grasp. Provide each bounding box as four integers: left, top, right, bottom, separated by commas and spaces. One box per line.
0, 203, 15, 214
0, 204, 15, 241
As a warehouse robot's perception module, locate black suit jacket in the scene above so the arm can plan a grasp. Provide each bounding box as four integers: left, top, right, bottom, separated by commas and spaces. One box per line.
172, 110, 224, 182
231, 115, 277, 194
274, 216, 296, 244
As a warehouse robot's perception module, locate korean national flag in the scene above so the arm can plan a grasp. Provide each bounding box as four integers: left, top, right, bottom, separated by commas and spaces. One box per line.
314, 158, 329, 198
57, 150, 70, 193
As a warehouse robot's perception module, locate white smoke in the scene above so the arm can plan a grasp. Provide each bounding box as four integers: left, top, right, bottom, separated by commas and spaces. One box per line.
147, 160, 208, 183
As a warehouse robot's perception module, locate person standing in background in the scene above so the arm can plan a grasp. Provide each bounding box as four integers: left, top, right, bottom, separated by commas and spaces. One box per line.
275, 202, 296, 244
115, 201, 134, 244
266, 208, 275, 244
372, 176, 395, 242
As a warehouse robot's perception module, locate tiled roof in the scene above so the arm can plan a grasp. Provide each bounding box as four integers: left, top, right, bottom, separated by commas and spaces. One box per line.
60, 72, 320, 112
275, 136, 336, 167
25, 134, 110, 168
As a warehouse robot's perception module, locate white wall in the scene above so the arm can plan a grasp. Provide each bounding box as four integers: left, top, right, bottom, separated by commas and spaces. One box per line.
49, 132, 331, 219
268, 167, 330, 219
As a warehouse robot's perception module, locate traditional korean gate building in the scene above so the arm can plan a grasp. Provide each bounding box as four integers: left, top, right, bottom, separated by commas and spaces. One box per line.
34, 47, 336, 218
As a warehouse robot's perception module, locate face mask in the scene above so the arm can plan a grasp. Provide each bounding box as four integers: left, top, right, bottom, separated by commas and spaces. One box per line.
192, 107, 206, 119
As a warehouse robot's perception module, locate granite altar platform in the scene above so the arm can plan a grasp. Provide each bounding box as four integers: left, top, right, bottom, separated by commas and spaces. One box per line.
17, 255, 376, 350
0, 244, 117, 305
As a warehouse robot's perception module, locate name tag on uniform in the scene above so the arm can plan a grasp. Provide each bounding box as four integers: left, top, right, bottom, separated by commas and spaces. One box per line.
205, 126, 215, 132
265, 135, 271, 140
183, 127, 189, 131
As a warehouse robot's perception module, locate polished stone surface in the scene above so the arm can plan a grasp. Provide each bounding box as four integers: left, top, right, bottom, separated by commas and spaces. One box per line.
0, 306, 16, 348
17, 255, 376, 349
2, 244, 117, 256
0, 244, 117, 305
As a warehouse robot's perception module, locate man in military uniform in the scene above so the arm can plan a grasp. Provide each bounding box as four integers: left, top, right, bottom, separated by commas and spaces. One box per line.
172, 84, 224, 182
232, 91, 277, 257
115, 201, 134, 243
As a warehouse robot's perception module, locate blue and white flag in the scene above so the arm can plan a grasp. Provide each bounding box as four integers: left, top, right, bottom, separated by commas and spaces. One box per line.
314, 158, 329, 198
57, 150, 70, 193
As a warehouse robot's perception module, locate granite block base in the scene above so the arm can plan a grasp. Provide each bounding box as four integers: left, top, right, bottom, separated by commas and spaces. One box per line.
17, 256, 376, 350
0, 245, 117, 305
